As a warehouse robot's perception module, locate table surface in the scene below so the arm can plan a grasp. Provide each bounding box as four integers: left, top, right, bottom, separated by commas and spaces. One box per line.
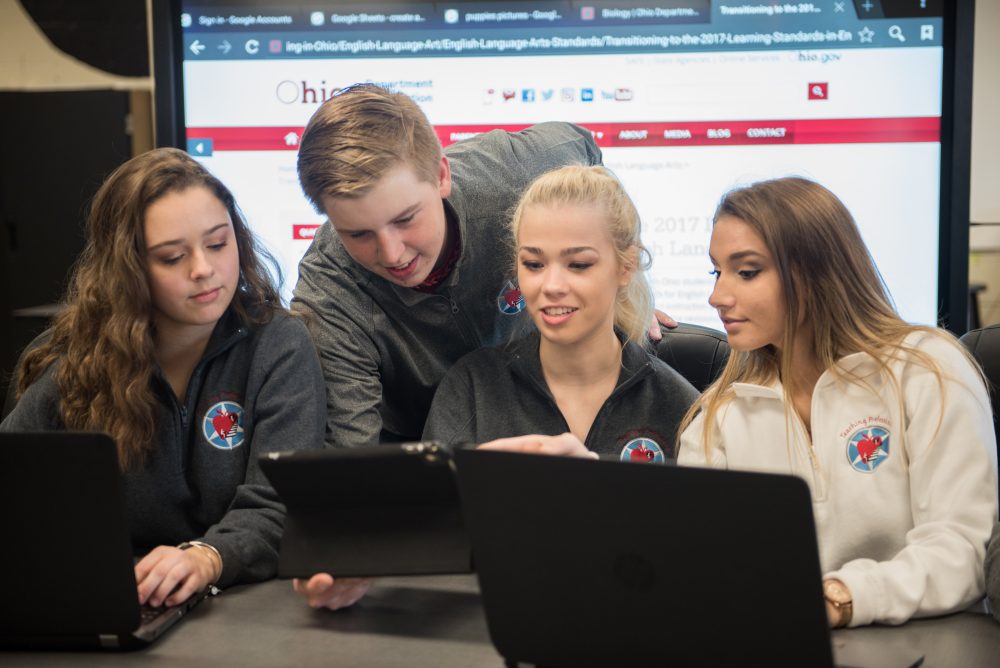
4, 575, 1000, 666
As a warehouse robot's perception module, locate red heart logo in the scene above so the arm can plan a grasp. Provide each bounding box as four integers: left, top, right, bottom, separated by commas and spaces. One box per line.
629, 444, 655, 462
212, 411, 238, 439
857, 435, 882, 464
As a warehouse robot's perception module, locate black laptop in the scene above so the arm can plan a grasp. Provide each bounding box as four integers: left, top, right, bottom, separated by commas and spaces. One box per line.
453, 449, 924, 668
0, 432, 205, 650
259, 442, 472, 577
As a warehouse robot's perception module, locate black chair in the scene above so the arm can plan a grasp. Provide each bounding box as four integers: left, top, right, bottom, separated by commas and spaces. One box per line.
654, 322, 730, 393
960, 325, 1000, 498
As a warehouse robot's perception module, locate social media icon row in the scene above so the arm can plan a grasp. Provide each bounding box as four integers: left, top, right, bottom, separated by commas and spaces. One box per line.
483, 88, 633, 104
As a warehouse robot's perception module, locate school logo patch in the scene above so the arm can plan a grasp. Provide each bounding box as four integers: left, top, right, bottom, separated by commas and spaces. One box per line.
203, 401, 245, 450
846, 426, 890, 473
496, 279, 525, 315
620, 437, 665, 464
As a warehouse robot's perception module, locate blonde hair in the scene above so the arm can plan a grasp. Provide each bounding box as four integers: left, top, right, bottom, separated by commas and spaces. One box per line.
679, 177, 981, 458
510, 165, 653, 345
17, 148, 282, 471
297, 84, 442, 206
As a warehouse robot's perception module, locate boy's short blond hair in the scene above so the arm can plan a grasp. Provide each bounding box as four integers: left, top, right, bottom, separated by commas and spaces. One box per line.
297, 84, 443, 210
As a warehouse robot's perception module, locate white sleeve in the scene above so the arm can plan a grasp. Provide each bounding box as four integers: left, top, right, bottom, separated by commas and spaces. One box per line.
827, 336, 999, 626
677, 409, 727, 468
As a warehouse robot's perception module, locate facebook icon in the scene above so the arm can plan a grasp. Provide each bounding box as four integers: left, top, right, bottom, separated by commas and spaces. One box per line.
522, 88, 536, 103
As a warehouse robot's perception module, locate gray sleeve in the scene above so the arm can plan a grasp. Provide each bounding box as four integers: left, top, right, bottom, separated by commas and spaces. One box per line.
987, 522, 1000, 622
565, 122, 603, 166
0, 367, 64, 432
422, 361, 478, 447
514, 122, 603, 173
293, 232, 384, 448
201, 316, 327, 587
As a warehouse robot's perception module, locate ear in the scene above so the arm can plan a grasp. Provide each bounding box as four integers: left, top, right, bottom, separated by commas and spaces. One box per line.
437, 156, 452, 199
618, 246, 638, 288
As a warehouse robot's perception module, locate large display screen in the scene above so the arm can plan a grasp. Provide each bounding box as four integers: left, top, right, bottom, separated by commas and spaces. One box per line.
153, 0, 971, 330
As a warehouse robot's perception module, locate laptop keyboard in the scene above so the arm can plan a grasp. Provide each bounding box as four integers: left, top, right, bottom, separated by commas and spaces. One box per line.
140, 605, 169, 626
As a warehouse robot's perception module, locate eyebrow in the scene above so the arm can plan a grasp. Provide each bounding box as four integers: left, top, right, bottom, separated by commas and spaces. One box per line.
332, 203, 420, 233
709, 250, 767, 264
147, 223, 230, 252
519, 245, 598, 257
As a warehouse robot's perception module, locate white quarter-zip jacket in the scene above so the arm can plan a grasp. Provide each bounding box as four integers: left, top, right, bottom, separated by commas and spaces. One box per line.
678, 331, 998, 626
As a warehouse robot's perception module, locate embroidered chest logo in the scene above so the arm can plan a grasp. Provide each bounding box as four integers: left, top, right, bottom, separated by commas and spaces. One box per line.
846, 425, 890, 473
203, 401, 246, 450
620, 437, 665, 464
496, 279, 525, 315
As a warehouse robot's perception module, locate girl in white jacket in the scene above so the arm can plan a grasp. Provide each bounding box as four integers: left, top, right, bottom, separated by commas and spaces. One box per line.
677, 177, 998, 628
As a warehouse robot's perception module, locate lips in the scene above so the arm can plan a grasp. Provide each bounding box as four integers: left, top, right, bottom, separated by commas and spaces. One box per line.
539, 305, 578, 326
720, 317, 747, 332
191, 287, 221, 303
385, 256, 418, 280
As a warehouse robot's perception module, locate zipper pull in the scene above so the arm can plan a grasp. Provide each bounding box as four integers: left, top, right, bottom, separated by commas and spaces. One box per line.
448, 298, 459, 314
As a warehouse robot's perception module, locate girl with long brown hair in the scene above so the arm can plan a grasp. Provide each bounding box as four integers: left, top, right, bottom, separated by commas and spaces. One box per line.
1, 148, 325, 607
678, 177, 998, 627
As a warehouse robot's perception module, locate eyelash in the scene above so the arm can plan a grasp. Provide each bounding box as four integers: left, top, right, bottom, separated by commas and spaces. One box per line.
158, 240, 227, 265
520, 260, 593, 271
709, 269, 761, 280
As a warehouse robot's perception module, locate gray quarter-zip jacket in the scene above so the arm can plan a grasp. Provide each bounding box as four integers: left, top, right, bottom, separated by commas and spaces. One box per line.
423, 331, 699, 462
0, 308, 326, 587
292, 122, 602, 447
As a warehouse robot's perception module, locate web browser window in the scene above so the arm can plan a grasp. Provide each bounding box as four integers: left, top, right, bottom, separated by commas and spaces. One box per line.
177, 0, 945, 328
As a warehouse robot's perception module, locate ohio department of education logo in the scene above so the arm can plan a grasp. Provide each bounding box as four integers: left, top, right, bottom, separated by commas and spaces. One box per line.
846, 426, 890, 473
496, 279, 525, 315
620, 437, 665, 464
203, 401, 245, 450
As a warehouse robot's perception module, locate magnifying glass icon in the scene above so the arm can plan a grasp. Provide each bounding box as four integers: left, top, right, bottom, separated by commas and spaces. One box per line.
811, 85, 825, 98
889, 25, 906, 42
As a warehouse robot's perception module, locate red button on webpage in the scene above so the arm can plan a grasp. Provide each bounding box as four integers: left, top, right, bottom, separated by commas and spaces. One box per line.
808, 82, 828, 100
293, 224, 321, 240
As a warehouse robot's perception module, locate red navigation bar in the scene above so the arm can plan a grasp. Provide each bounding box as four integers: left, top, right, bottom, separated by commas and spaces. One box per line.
187, 117, 940, 151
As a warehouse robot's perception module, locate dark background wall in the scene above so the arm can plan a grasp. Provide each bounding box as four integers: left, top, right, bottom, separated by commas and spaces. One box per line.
0, 0, 149, 407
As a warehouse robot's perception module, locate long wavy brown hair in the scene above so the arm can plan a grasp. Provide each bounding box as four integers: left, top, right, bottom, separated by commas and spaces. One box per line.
679, 177, 983, 461
16, 148, 282, 470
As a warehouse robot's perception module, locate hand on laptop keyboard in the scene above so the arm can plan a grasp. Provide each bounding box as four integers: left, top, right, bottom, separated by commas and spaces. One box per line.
135, 544, 221, 607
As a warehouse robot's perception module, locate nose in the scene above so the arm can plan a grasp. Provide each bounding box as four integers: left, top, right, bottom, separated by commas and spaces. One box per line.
375, 228, 405, 265
541, 265, 568, 296
708, 274, 733, 311
190, 248, 215, 280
